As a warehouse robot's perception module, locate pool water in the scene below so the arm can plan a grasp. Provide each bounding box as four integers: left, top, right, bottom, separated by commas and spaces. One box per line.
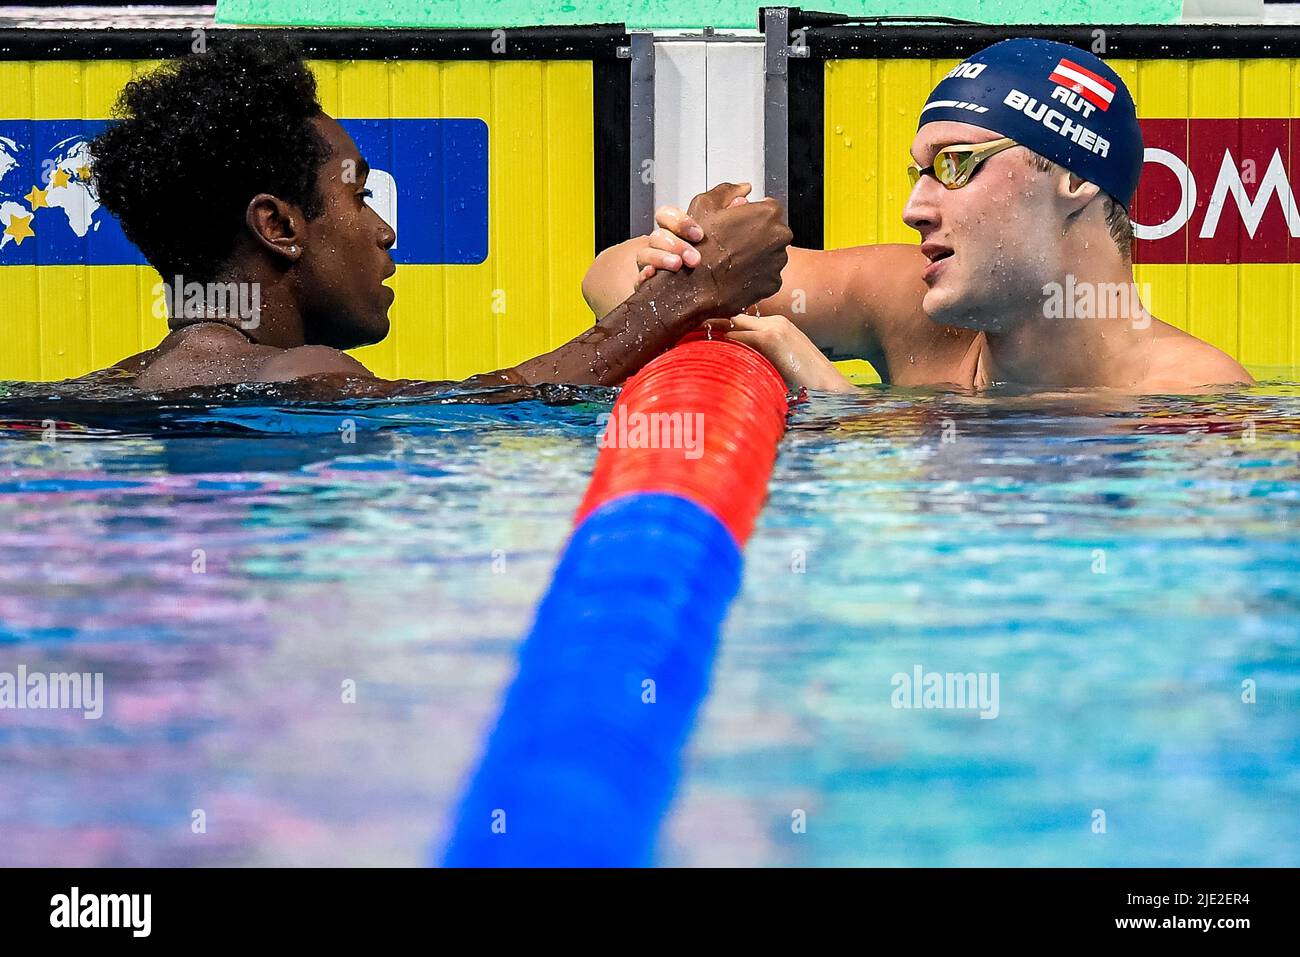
0, 376, 1297, 866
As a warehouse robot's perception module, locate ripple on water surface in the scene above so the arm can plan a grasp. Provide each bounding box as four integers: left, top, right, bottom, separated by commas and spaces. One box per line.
0, 376, 1296, 865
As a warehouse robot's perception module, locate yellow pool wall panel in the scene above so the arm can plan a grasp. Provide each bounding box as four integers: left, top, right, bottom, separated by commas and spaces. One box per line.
1, 57, 595, 383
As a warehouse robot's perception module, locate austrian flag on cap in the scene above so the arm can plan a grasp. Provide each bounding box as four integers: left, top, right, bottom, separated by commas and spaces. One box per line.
1048, 58, 1116, 111
918, 38, 1143, 205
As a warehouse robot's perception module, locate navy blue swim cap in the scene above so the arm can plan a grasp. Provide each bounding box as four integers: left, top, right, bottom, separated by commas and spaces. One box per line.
918, 38, 1143, 207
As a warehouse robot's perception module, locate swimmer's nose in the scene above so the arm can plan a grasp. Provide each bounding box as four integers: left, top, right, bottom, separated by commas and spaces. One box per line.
378, 220, 395, 250
902, 176, 942, 236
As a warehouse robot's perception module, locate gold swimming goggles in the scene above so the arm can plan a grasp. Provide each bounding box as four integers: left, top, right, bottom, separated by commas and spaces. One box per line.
907, 137, 1020, 190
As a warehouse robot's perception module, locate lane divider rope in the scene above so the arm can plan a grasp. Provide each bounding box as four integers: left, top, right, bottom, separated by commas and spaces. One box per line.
441, 336, 790, 866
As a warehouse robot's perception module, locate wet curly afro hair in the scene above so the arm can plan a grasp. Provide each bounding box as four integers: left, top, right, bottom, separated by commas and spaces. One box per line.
90, 34, 332, 282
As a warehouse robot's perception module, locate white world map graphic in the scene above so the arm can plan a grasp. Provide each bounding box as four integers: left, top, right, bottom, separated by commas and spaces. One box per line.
0, 134, 103, 251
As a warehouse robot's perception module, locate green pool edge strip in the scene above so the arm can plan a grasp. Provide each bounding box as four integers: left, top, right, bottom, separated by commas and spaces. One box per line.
215, 1, 1183, 30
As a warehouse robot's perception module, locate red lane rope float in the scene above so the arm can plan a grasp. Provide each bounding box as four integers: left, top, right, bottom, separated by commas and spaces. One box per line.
441, 337, 790, 866
578, 336, 790, 544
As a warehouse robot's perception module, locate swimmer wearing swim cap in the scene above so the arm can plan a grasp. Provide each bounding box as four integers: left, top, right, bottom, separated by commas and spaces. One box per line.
902, 39, 1147, 341
586, 38, 1252, 394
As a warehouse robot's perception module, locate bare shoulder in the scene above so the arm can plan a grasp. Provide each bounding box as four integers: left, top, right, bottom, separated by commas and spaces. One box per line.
789, 242, 927, 297
836, 244, 930, 328
256, 345, 373, 382
110, 348, 159, 375
132, 324, 272, 391
129, 326, 371, 390
845, 242, 929, 282
766, 243, 933, 359
830, 243, 979, 382
1141, 321, 1255, 392
776, 243, 922, 284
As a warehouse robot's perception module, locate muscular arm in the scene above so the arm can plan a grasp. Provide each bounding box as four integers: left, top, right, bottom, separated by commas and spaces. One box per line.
584, 237, 866, 356
258, 283, 719, 394
129, 185, 785, 397
508, 276, 716, 386
244, 279, 719, 396
750, 244, 924, 363
249, 186, 790, 395
581, 235, 649, 320
582, 233, 933, 370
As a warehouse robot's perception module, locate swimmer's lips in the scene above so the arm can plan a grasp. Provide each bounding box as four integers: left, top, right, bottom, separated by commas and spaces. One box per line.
921, 242, 954, 284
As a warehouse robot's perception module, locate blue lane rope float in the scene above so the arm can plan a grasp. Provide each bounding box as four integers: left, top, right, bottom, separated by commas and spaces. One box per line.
440, 337, 790, 866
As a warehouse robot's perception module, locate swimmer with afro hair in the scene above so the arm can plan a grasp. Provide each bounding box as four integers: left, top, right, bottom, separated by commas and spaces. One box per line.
91, 34, 793, 393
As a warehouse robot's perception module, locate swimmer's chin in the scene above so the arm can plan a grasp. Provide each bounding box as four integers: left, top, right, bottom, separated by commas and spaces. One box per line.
356, 303, 394, 344
358, 315, 391, 347
922, 290, 974, 328
923, 295, 1013, 334
325, 314, 391, 350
